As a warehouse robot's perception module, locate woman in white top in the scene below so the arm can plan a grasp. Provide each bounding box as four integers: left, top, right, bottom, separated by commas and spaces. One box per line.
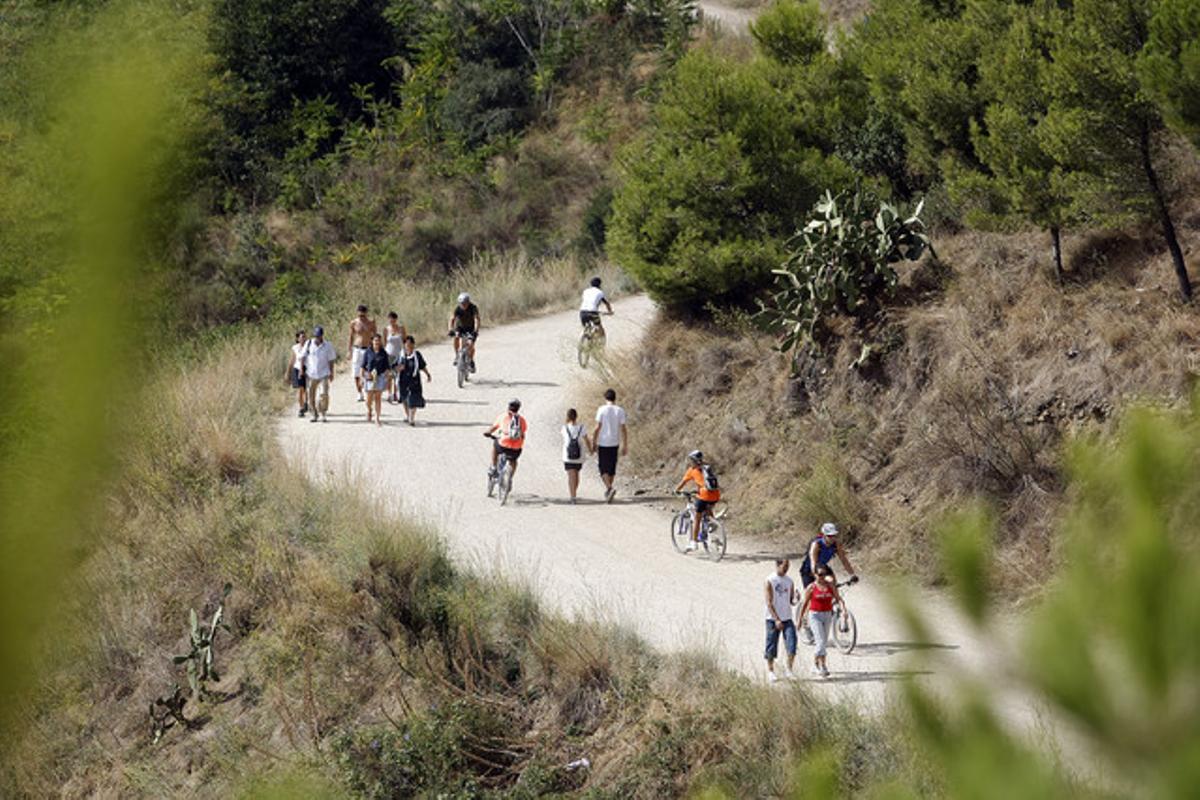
561, 408, 589, 503
285, 330, 308, 417
383, 311, 407, 403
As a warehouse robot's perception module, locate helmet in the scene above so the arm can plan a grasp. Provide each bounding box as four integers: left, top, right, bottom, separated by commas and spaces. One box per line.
590, 276, 602, 288
508, 398, 521, 412
820, 522, 839, 538
458, 292, 470, 303
687, 449, 703, 464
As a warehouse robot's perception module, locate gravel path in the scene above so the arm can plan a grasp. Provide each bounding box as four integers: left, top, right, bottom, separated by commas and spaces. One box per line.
278, 297, 1050, 729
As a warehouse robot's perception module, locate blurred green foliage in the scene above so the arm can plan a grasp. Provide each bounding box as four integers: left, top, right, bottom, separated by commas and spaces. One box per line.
0, 0, 207, 729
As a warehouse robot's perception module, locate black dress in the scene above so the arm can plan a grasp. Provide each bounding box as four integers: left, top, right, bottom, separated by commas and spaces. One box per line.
396, 351, 427, 408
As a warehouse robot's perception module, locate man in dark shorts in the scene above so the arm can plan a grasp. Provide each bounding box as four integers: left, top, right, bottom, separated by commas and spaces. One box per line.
579, 276, 613, 336
448, 292, 480, 372
591, 388, 628, 503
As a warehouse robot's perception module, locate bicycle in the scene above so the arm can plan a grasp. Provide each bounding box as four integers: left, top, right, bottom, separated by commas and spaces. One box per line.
801, 578, 858, 654
670, 491, 727, 561
451, 331, 476, 388
484, 433, 514, 506
577, 312, 610, 368
830, 579, 858, 654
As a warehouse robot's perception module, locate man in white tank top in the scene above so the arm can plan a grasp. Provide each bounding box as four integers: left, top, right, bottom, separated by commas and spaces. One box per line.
764, 558, 798, 682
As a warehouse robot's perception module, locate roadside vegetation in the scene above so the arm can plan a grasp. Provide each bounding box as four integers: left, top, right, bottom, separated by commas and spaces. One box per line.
600, 0, 1200, 596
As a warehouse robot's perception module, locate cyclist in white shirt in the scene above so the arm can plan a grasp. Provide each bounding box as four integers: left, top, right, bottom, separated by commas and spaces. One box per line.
579, 277, 613, 337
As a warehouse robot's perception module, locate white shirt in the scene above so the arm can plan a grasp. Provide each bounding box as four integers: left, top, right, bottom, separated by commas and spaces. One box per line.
580, 286, 607, 312
561, 423, 585, 463
301, 339, 337, 380
384, 326, 405, 359
765, 573, 795, 621
594, 403, 626, 448
291, 342, 306, 369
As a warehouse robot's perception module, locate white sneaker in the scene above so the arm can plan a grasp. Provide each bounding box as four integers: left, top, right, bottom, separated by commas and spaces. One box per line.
767, 671, 779, 683
811, 666, 823, 677
820, 666, 830, 678
785, 669, 797, 681
685, 540, 697, 552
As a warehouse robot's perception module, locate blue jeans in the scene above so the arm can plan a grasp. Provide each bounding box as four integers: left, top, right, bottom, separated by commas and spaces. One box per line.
764, 619, 797, 660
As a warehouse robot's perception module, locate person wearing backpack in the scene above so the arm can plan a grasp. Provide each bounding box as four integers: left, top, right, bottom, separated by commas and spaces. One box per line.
673, 450, 721, 553
561, 408, 590, 503
485, 398, 528, 481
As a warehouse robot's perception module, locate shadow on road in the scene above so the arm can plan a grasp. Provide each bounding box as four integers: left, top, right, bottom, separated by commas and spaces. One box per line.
719, 551, 805, 564
471, 379, 560, 388
424, 398, 488, 406
852, 641, 959, 656
415, 420, 491, 428
814, 669, 933, 685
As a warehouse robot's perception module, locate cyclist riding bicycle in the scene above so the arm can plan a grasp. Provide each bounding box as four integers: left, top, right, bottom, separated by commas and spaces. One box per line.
579, 277, 613, 337
448, 292, 480, 372
674, 450, 721, 553
485, 398, 527, 481
797, 522, 858, 643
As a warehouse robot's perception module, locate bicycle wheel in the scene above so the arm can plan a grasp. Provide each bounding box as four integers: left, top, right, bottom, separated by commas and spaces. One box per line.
486, 469, 497, 498
703, 520, 727, 562
457, 354, 467, 388
832, 607, 857, 654
498, 464, 512, 506
670, 511, 691, 553
577, 331, 591, 368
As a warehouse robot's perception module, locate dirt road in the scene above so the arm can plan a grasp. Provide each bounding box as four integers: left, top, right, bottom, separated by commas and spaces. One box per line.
697, 2, 757, 34
279, 298, 1044, 722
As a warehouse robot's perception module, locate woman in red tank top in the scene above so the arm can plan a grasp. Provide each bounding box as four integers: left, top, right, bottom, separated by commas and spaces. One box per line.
797, 564, 844, 677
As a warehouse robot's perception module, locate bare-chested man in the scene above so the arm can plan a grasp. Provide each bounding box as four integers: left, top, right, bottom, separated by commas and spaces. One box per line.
348, 304, 377, 402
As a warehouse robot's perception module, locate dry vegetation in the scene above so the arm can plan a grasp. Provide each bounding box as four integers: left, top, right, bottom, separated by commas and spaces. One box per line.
588, 218, 1200, 597
0, 327, 911, 798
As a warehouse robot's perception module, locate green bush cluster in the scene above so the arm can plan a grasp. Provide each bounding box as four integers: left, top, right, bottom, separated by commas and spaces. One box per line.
612, 0, 1200, 312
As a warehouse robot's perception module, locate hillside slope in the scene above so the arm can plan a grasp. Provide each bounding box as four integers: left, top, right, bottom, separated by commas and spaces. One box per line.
597, 223, 1200, 595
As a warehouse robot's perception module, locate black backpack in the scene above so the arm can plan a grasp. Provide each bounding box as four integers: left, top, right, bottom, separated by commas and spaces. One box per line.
566, 426, 582, 460
701, 464, 719, 491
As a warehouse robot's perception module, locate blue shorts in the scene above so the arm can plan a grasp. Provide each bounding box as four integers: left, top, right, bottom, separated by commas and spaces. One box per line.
764, 619, 797, 660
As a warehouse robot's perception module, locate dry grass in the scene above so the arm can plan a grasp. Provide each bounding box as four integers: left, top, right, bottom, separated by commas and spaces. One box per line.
592, 222, 1200, 596
316, 252, 632, 347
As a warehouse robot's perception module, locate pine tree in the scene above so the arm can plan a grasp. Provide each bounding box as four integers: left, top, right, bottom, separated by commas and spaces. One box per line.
1138, 0, 1200, 148
952, 3, 1085, 281
1044, 0, 1192, 299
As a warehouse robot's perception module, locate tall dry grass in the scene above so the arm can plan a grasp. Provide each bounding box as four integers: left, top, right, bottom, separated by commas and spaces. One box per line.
280, 252, 632, 350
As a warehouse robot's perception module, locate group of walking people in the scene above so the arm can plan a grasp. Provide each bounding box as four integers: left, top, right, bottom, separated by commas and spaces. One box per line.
285, 305, 432, 427
764, 523, 858, 681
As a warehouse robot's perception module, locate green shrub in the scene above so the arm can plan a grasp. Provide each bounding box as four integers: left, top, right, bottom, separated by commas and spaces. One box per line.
750, 0, 827, 66
208, 0, 399, 191
608, 49, 852, 312
439, 61, 533, 150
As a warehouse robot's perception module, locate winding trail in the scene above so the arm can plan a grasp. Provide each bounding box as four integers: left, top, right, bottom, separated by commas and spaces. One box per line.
697, 2, 758, 34
279, 299, 1057, 737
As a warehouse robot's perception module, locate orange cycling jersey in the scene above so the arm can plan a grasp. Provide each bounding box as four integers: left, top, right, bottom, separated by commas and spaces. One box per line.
682, 466, 720, 502
494, 411, 527, 449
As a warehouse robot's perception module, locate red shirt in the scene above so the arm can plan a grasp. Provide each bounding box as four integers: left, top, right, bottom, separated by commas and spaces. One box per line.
809, 582, 834, 612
